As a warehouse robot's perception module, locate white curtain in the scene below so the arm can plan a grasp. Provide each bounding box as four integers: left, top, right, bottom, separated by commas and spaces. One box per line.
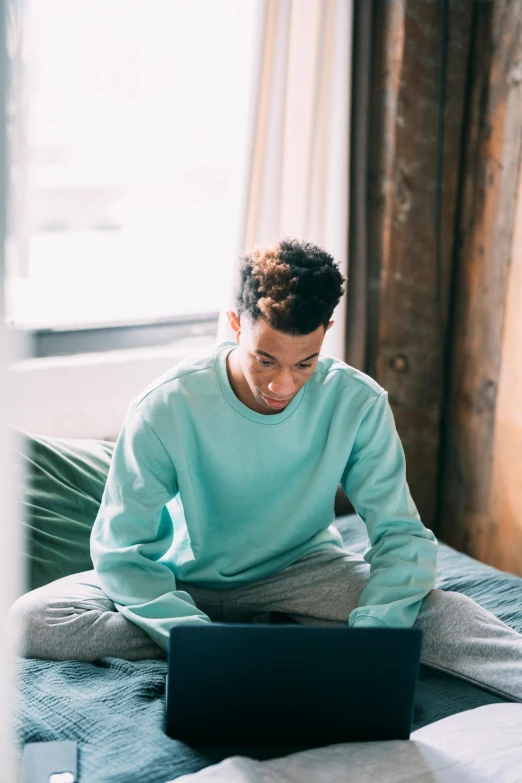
217, 0, 353, 360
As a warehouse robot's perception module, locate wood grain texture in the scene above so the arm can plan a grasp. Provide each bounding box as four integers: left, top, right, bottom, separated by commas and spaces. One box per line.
438, 1, 522, 559
366, 0, 472, 528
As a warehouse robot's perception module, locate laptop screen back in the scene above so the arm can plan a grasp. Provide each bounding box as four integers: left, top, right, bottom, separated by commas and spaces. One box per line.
166, 624, 422, 746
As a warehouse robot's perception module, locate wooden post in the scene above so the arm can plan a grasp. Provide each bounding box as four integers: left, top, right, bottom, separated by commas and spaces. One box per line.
365, 0, 472, 528
438, 1, 522, 559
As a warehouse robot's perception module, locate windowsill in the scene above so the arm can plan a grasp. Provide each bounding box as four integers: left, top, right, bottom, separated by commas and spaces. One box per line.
11, 312, 219, 358
10, 334, 216, 440
12, 334, 214, 370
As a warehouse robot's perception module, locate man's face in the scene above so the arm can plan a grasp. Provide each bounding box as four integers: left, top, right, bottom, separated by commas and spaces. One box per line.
226, 312, 333, 414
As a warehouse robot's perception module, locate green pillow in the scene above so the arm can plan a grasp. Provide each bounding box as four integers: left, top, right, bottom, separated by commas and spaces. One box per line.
19, 432, 114, 592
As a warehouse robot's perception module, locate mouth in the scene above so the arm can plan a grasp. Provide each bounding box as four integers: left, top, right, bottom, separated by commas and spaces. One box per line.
261, 394, 291, 410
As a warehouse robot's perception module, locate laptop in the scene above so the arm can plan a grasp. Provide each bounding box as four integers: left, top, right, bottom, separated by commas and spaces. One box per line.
165, 624, 422, 748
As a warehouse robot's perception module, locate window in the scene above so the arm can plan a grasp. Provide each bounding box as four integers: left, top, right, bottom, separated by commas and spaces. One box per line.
5, 0, 260, 337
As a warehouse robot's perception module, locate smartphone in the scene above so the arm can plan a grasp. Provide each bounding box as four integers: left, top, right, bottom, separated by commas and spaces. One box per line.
20, 740, 77, 783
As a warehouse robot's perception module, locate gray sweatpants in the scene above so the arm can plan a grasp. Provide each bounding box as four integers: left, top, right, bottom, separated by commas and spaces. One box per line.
7, 549, 522, 702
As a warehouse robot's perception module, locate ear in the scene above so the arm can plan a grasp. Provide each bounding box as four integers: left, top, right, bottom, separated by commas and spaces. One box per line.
226, 311, 241, 341
326, 320, 334, 332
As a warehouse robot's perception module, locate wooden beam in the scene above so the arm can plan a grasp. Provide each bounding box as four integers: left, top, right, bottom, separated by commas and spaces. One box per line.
366, 0, 472, 528
438, 1, 522, 557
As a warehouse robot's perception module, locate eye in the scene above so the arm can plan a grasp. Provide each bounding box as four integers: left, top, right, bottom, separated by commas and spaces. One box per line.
256, 358, 274, 367
297, 363, 312, 369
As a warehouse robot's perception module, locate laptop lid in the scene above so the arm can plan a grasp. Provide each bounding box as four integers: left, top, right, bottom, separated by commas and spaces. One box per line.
166, 624, 422, 747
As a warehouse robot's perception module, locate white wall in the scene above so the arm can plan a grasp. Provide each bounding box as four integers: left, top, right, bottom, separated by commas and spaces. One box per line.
13, 335, 214, 439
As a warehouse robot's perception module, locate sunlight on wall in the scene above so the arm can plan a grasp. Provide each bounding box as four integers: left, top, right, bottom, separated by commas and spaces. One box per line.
487, 149, 522, 575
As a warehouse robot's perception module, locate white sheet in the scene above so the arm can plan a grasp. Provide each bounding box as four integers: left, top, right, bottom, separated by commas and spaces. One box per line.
173, 704, 522, 782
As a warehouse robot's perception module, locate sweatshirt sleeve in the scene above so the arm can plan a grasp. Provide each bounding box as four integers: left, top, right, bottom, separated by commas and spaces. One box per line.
90, 405, 210, 651
341, 390, 437, 629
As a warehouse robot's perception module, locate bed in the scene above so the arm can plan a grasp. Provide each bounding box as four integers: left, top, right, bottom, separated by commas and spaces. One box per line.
14, 433, 522, 782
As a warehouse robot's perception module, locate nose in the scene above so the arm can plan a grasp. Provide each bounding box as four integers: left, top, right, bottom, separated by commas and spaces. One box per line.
267, 370, 296, 399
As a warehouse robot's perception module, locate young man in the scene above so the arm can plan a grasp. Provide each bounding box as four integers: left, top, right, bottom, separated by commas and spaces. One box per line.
10, 238, 522, 700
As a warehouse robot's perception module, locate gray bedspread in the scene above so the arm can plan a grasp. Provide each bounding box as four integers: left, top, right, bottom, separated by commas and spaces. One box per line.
15, 515, 522, 783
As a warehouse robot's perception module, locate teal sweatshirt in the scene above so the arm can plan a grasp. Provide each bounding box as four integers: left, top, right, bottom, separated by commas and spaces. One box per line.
90, 341, 437, 650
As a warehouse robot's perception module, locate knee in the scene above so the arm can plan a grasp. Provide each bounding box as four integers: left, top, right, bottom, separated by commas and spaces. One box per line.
421, 588, 477, 622
417, 588, 481, 657
6, 589, 48, 658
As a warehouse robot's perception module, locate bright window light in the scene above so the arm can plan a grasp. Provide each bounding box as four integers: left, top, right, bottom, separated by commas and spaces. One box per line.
5, 0, 260, 328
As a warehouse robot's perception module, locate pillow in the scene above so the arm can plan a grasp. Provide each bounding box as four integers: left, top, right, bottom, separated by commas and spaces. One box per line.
19, 432, 114, 592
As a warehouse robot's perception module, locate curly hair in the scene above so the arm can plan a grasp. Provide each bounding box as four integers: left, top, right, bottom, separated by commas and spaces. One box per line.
234, 237, 346, 335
